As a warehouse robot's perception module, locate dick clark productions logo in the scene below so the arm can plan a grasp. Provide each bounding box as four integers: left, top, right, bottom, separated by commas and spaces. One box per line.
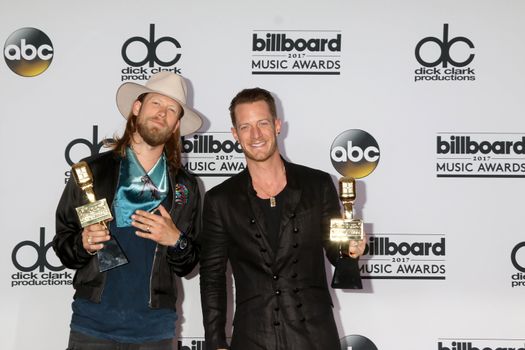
414, 23, 475, 82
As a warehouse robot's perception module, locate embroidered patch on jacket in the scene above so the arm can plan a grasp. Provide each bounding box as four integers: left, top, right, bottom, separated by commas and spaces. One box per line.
175, 184, 189, 205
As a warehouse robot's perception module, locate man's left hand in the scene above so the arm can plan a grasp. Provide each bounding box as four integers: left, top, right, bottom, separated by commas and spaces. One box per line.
348, 234, 367, 258
132, 205, 180, 246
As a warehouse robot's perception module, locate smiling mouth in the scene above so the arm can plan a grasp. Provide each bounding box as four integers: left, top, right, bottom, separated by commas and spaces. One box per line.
250, 141, 266, 148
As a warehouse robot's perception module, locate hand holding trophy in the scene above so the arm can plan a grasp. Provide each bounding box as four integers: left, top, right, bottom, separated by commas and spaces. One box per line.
72, 161, 128, 272
330, 177, 364, 289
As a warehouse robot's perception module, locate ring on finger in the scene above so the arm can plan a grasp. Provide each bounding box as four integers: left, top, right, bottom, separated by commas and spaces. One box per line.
146, 226, 150, 233
87, 236, 93, 245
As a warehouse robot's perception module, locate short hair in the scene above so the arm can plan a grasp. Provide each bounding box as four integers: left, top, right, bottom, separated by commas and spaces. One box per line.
229, 88, 277, 126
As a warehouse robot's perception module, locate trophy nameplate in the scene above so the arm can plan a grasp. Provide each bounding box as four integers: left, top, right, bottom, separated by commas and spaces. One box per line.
75, 199, 113, 228
330, 218, 364, 242
72, 161, 128, 272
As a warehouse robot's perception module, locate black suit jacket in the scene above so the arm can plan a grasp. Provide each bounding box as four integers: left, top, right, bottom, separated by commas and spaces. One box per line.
199, 160, 343, 350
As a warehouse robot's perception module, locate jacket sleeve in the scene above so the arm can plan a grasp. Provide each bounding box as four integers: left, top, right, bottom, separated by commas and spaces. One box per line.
166, 179, 202, 277
53, 176, 94, 269
199, 191, 230, 350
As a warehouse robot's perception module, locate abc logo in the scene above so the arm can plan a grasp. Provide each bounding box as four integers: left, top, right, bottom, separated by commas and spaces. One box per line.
122, 24, 181, 67
511, 242, 525, 272
4, 27, 53, 77
340, 335, 377, 350
11, 228, 64, 272
415, 24, 474, 68
330, 129, 380, 179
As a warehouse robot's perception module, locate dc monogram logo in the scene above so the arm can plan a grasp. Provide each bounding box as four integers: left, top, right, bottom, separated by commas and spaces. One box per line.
511, 242, 525, 272
122, 24, 181, 67
65, 125, 113, 166
11, 228, 64, 272
415, 24, 475, 68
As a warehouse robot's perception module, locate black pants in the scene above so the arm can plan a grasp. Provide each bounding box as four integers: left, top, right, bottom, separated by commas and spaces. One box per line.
66, 331, 175, 350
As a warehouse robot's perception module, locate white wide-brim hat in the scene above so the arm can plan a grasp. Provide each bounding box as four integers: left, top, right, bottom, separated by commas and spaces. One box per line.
116, 72, 203, 136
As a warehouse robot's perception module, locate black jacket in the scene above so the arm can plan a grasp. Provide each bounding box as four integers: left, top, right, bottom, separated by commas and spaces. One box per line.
199, 160, 344, 350
53, 150, 200, 309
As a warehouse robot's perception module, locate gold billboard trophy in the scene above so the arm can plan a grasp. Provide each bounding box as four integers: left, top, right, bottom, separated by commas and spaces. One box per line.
72, 161, 128, 272
330, 177, 363, 289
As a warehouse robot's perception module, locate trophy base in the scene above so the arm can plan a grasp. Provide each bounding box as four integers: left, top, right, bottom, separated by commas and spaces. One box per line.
97, 237, 128, 272
331, 255, 362, 289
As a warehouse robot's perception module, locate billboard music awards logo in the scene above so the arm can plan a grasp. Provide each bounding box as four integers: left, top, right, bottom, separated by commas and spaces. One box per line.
360, 234, 446, 279
251, 30, 342, 75
340, 335, 378, 350
4, 27, 53, 77
177, 338, 206, 350
414, 23, 475, 82
436, 132, 525, 177
121, 24, 182, 81
330, 129, 380, 179
510, 241, 525, 288
63, 125, 113, 183
181, 132, 245, 177
10, 227, 72, 288
437, 338, 525, 350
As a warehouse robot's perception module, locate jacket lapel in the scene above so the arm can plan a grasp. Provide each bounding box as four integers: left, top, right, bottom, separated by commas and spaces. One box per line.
278, 161, 302, 241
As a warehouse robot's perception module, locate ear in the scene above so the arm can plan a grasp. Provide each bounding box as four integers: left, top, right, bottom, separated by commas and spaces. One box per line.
132, 100, 142, 116
274, 118, 282, 135
172, 118, 181, 134
231, 126, 239, 142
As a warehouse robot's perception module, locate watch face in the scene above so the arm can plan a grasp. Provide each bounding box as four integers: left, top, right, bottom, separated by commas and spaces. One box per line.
178, 237, 188, 250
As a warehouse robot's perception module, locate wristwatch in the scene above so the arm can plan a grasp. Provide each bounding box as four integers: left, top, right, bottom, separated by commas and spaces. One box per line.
169, 232, 188, 252
175, 235, 188, 250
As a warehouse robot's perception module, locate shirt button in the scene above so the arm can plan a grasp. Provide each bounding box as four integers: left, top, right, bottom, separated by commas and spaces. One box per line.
291, 213, 296, 218
272, 275, 279, 280
275, 289, 281, 295
250, 218, 256, 224
293, 227, 299, 233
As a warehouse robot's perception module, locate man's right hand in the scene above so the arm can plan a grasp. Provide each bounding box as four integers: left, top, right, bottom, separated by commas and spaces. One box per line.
82, 223, 111, 254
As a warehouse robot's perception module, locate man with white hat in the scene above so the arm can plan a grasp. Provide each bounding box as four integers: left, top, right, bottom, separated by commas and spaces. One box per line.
54, 72, 202, 349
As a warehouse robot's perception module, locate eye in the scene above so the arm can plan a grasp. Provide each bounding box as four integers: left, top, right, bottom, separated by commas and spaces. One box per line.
258, 120, 271, 127
238, 125, 250, 132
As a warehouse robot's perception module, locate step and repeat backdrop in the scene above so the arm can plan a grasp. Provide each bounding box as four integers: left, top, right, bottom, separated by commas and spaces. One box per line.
1, 1, 524, 349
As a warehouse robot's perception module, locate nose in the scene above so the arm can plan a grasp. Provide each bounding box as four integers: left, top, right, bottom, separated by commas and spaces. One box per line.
157, 106, 167, 118
251, 125, 262, 139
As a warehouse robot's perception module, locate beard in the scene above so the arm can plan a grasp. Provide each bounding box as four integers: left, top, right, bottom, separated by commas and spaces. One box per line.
136, 117, 174, 147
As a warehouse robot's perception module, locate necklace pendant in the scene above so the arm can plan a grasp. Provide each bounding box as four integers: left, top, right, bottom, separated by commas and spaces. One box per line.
270, 196, 276, 207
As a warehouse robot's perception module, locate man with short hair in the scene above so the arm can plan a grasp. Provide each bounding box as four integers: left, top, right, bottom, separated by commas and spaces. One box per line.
199, 88, 366, 350
54, 72, 202, 350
